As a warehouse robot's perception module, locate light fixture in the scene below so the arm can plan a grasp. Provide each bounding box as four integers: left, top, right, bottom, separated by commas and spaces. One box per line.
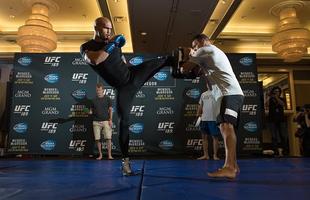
17, 0, 59, 52
209, 19, 218, 25
270, 1, 310, 62
113, 16, 127, 23
140, 32, 147, 36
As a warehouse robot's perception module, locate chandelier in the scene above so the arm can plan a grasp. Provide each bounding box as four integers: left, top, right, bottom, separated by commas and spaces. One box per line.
17, 0, 59, 52
270, 1, 310, 62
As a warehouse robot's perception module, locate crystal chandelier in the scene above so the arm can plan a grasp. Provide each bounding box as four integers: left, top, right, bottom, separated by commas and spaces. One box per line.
270, 1, 310, 62
17, 0, 59, 52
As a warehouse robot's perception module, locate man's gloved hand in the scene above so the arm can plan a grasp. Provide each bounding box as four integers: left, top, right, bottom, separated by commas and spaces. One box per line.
110, 35, 126, 48
104, 34, 126, 54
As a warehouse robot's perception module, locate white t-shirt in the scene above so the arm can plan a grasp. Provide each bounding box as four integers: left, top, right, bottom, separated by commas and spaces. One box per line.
199, 89, 221, 121
189, 44, 244, 96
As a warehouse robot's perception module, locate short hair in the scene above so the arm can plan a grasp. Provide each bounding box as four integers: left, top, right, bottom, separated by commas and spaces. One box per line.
304, 104, 310, 110
96, 83, 104, 89
270, 86, 282, 95
94, 17, 111, 27
192, 34, 209, 42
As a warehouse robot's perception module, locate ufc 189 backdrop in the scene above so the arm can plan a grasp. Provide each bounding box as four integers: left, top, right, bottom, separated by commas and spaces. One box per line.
8, 53, 262, 156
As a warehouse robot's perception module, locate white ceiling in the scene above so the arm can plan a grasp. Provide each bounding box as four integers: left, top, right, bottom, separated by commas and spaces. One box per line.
0, 0, 309, 60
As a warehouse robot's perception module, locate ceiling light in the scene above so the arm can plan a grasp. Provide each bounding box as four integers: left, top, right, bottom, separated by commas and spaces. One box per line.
209, 19, 218, 25
140, 32, 147, 36
270, 1, 310, 62
17, 0, 59, 52
113, 16, 127, 23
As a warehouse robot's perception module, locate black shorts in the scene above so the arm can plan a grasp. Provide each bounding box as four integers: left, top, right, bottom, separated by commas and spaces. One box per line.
216, 95, 244, 127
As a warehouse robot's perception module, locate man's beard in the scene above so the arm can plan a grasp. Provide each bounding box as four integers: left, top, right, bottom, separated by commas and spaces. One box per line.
98, 33, 109, 42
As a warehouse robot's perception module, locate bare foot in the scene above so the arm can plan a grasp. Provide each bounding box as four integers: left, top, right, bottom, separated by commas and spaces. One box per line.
235, 164, 240, 174
221, 164, 240, 173
197, 155, 210, 160
96, 155, 102, 160
207, 167, 236, 179
213, 156, 220, 160
108, 157, 114, 160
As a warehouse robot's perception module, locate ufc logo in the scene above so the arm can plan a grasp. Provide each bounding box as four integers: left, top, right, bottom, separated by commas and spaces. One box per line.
69, 140, 86, 147
45, 57, 60, 63
41, 123, 58, 129
72, 73, 88, 80
158, 122, 175, 129
242, 105, 257, 111
14, 105, 30, 112
131, 106, 145, 112
187, 139, 203, 146
104, 89, 115, 96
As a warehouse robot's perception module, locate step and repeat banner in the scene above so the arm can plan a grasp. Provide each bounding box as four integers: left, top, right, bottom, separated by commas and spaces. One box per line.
8, 53, 262, 156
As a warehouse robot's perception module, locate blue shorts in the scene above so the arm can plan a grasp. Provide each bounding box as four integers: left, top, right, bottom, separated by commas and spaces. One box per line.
200, 121, 220, 136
